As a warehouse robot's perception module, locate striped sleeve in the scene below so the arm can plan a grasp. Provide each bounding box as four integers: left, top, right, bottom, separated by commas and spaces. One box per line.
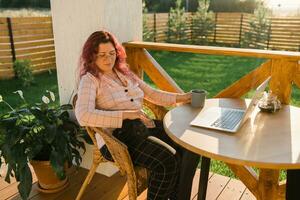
75, 74, 123, 128
136, 78, 177, 107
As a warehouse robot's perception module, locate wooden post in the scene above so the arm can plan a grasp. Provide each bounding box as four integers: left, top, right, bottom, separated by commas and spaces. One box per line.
267, 20, 272, 50
190, 12, 193, 42
125, 47, 143, 78
153, 12, 157, 42
167, 12, 170, 42
6, 17, 16, 63
213, 13, 218, 44
258, 169, 280, 200
269, 59, 296, 104
239, 14, 244, 47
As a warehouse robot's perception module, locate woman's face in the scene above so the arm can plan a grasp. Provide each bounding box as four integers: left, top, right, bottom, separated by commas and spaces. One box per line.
95, 42, 117, 73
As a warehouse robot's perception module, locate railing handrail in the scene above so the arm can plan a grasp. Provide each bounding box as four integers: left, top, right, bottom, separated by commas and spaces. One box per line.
123, 41, 300, 61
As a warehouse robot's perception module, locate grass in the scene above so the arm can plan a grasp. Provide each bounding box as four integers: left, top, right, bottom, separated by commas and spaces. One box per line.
1, 51, 296, 181
146, 51, 265, 96
0, 70, 59, 113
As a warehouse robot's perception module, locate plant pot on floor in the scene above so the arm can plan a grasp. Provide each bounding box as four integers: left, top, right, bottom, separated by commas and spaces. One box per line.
30, 160, 69, 193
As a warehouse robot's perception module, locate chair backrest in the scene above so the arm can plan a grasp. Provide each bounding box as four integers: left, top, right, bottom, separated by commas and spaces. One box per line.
72, 94, 78, 109
72, 93, 167, 199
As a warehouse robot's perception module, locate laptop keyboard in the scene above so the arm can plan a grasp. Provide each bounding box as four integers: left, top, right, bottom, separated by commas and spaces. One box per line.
211, 109, 245, 130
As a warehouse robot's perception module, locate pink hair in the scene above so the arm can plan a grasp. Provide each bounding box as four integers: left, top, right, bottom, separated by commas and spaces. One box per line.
76, 30, 132, 85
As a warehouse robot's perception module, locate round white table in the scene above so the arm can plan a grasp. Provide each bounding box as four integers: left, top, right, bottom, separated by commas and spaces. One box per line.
163, 98, 300, 200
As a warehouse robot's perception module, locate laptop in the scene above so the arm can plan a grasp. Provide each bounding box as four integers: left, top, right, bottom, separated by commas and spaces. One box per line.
190, 76, 271, 133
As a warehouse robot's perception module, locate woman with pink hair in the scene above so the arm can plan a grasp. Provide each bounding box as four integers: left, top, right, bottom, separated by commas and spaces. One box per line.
75, 30, 199, 200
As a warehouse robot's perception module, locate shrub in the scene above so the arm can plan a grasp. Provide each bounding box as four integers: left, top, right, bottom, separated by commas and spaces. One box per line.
242, 1, 271, 49
143, 1, 154, 41
166, 0, 188, 44
191, 0, 215, 45
13, 59, 34, 87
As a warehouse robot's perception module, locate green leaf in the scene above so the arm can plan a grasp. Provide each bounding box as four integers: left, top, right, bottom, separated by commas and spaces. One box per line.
58, 110, 69, 121
18, 164, 32, 200
60, 104, 72, 110
49, 150, 64, 179
4, 164, 13, 183
44, 124, 57, 143
30, 107, 47, 121
1, 116, 17, 128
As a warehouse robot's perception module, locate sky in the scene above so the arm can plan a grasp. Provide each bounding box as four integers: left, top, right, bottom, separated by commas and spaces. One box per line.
265, 0, 300, 16
266, 0, 300, 8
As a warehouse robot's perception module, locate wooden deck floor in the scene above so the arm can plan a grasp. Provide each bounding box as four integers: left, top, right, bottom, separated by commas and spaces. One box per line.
1, 167, 256, 200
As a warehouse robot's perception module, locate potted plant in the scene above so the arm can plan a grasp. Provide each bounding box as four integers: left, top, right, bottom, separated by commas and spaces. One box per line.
0, 90, 86, 200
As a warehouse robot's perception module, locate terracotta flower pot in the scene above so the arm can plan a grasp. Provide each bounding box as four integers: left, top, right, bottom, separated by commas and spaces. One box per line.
30, 160, 69, 193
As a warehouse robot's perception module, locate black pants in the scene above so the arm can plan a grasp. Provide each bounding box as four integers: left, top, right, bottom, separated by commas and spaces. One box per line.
100, 120, 199, 200
286, 169, 300, 200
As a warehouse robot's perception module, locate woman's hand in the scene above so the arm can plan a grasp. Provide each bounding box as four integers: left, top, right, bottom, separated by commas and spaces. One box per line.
176, 92, 192, 104
122, 110, 155, 128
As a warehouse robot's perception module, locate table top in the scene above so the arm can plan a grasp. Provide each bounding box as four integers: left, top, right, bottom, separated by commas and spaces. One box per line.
163, 98, 300, 169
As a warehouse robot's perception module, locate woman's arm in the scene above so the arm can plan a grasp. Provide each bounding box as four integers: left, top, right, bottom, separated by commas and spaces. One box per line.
75, 74, 124, 128
176, 92, 192, 104
136, 78, 191, 106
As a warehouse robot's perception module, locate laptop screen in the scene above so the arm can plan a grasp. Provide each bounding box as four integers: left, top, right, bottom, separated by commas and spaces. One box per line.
239, 76, 271, 125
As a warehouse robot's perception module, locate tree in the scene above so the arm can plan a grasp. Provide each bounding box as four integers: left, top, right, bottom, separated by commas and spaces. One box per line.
143, 0, 154, 41
242, 1, 271, 49
145, 0, 175, 13
0, 0, 50, 8
145, 0, 199, 13
166, 0, 188, 44
209, 0, 257, 13
191, 0, 215, 45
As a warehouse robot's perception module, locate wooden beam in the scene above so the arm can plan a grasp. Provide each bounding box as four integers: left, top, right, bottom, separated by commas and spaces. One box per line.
123, 41, 300, 61
294, 63, 300, 88
125, 47, 142, 78
278, 180, 286, 200
258, 169, 280, 200
294, 74, 300, 89
227, 164, 259, 198
215, 60, 272, 98
269, 59, 297, 104
137, 49, 183, 93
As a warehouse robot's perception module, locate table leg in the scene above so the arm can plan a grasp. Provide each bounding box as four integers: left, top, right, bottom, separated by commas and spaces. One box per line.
198, 156, 211, 200
258, 169, 280, 200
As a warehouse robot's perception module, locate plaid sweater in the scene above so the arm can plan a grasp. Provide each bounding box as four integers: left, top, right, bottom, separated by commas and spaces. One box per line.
75, 69, 177, 147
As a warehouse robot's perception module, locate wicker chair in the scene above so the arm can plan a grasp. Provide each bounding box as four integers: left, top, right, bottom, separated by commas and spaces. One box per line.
73, 94, 171, 200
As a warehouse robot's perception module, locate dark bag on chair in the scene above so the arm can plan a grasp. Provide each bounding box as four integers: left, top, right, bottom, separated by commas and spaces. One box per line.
113, 119, 150, 146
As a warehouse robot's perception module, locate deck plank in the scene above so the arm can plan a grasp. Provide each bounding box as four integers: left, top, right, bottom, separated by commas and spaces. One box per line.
1, 167, 259, 200
194, 173, 231, 200
240, 188, 256, 200
217, 178, 246, 200
191, 170, 214, 200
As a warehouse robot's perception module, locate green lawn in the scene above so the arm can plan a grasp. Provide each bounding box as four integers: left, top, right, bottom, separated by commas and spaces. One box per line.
1, 51, 295, 180
0, 70, 59, 113
146, 51, 265, 95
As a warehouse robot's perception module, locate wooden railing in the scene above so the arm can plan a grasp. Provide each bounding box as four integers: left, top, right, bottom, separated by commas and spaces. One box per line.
124, 41, 300, 199
124, 41, 300, 105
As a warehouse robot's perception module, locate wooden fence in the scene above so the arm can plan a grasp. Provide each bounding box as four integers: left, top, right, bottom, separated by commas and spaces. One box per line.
1, 13, 300, 79
144, 12, 300, 51
0, 17, 55, 79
